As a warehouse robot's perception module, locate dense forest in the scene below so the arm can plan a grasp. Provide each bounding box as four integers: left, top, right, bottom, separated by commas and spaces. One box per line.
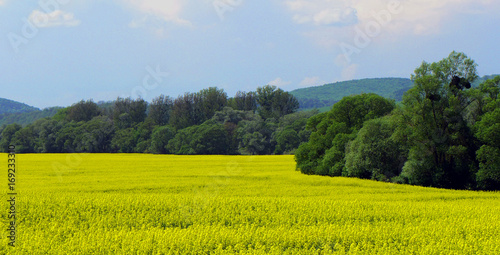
295, 52, 500, 190
0, 85, 314, 156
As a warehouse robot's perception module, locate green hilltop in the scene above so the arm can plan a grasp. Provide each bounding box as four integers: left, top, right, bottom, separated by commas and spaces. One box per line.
0, 98, 39, 115
290, 76, 499, 111
290, 78, 413, 111
0, 98, 61, 127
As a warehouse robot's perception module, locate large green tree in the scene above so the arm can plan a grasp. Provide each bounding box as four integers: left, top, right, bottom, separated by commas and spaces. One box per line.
256, 85, 299, 119
113, 98, 147, 130
66, 100, 101, 122
148, 95, 173, 126
398, 51, 479, 189
228, 91, 257, 112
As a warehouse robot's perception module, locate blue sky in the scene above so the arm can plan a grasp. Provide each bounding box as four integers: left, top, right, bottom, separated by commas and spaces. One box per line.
1, 0, 499, 109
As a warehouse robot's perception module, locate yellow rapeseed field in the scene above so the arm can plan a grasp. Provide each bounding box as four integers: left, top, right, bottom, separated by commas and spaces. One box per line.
2, 154, 500, 254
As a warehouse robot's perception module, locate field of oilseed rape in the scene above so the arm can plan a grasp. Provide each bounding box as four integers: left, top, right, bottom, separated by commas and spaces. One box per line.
1, 154, 500, 254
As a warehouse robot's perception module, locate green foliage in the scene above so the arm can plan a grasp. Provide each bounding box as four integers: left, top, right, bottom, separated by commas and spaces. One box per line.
169, 87, 228, 130
7, 125, 35, 153
474, 96, 500, 190
475, 146, 500, 190
54, 121, 81, 153
74, 116, 115, 153
148, 94, 173, 126
111, 128, 137, 153
133, 118, 156, 153
211, 107, 251, 154
149, 125, 176, 154
295, 93, 395, 176
240, 132, 267, 155
113, 98, 148, 130
319, 132, 355, 176
273, 110, 318, 155
228, 91, 257, 111
0, 123, 22, 152
236, 115, 275, 155
274, 129, 299, 154
66, 100, 101, 122
192, 123, 230, 155
256, 85, 299, 119
167, 122, 231, 155
345, 116, 407, 181
32, 118, 64, 153
328, 93, 395, 130
52, 107, 69, 122
11, 125, 36, 153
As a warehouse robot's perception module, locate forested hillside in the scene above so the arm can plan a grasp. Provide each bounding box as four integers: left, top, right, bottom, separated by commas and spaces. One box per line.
0, 98, 39, 114
290, 75, 498, 111
290, 78, 414, 110
0, 107, 61, 127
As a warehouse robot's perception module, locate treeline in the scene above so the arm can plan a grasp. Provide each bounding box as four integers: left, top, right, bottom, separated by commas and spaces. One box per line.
0, 85, 316, 155
296, 52, 500, 190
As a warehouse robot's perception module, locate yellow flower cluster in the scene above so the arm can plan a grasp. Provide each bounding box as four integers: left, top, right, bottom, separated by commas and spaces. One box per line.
1, 154, 499, 254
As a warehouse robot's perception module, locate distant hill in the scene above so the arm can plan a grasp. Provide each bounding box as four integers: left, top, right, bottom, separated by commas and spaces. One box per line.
290, 78, 413, 111
0, 98, 39, 115
0, 98, 61, 127
473, 74, 500, 87
0, 107, 62, 127
290, 75, 500, 111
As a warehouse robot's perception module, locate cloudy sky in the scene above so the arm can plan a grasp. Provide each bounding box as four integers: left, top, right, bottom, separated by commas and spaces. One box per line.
1, 0, 499, 108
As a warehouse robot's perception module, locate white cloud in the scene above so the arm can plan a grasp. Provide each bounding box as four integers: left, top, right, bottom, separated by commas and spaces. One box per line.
350, 0, 500, 36
335, 53, 357, 81
121, 0, 191, 26
341, 63, 358, 81
299, 76, 324, 87
313, 8, 358, 26
268, 77, 291, 87
285, 0, 500, 48
286, 0, 358, 26
28, 10, 81, 28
